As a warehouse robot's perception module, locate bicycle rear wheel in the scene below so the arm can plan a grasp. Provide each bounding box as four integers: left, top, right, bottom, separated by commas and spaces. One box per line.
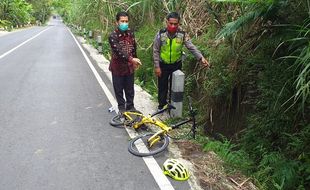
128, 133, 169, 157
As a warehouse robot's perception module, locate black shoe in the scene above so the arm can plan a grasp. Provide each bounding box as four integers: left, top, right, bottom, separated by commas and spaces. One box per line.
126, 106, 136, 111
118, 108, 126, 115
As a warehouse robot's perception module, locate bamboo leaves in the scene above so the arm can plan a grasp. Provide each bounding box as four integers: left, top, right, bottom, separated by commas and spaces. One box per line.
216, 9, 263, 39
125, 1, 142, 12
214, 0, 287, 39
275, 19, 310, 111
211, 0, 274, 4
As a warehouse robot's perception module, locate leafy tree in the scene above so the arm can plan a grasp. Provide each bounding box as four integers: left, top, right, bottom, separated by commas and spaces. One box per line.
211, 0, 309, 188
26, 0, 52, 23
54, 0, 310, 189
0, 0, 33, 26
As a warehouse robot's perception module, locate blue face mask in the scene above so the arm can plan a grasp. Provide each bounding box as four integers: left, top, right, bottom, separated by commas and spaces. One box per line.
119, 23, 129, 32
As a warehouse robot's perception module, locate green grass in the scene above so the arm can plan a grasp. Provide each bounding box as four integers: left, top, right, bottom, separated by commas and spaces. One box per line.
64, 1, 310, 188
134, 23, 162, 97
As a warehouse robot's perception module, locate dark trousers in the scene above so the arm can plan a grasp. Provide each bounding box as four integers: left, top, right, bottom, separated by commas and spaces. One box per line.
112, 73, 134, 111
158, 62, 182, 109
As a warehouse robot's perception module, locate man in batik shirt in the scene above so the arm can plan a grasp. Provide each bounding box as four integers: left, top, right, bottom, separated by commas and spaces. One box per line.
109, 11, 141, 113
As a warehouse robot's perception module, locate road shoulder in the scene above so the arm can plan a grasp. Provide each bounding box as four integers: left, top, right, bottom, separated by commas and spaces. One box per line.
74, 34, 257, 190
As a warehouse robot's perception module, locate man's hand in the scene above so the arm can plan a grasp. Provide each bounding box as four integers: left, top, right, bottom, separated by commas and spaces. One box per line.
154, 67, 161, 77
132, 58, 142, 70
200, 57, 210, 68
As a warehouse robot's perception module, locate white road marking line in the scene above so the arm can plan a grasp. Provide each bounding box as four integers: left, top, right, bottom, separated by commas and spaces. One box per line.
0, 27, 51, 60
68, 28, 175, 190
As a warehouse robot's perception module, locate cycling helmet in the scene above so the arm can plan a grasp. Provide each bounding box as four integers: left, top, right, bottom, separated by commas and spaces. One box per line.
163, 159, 190, 181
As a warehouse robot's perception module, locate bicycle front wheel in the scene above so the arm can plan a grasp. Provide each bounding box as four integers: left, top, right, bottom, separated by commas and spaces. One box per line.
128, 133, 169, 157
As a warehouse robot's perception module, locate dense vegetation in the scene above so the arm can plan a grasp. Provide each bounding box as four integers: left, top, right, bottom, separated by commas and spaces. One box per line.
0, 0, 52, 29
56, 0, 310, 189
4, 0, 309, 189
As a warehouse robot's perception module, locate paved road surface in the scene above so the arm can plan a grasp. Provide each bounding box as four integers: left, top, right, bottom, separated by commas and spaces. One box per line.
0, 19, 192, 190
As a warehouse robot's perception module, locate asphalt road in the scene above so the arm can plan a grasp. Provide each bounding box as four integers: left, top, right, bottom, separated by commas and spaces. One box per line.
0, 19, 192, 190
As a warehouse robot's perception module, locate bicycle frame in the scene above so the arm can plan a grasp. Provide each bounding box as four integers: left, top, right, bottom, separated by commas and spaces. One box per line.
123, 102, 196, 138
123, 104, 175, 130
146, 115, 196, 148
123, 111, 143, 121
132, 115, 172, 132
148, 130, 166, 147
127, 96, 198, 157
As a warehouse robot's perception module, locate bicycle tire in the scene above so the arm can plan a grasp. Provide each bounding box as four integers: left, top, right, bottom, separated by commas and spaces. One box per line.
109, 110, 143, 128
128, 133, 169, 157
109, 114, 125, 128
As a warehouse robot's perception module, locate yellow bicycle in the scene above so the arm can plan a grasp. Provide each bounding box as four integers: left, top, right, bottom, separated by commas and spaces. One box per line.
127, 97, 197, 157
109, 105, 174, 129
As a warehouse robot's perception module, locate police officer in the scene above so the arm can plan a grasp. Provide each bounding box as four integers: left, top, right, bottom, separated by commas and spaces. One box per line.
153, 12, 209, 110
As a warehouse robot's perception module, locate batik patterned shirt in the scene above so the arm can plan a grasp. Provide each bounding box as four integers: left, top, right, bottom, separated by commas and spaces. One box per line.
109, 28, 137, 76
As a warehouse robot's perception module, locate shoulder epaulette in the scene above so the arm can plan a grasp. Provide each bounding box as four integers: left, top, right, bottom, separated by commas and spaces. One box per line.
159, 28, 167, 34
177, 29, 185, 35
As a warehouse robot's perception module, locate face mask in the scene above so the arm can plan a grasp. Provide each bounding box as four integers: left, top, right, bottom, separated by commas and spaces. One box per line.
167, 25, 178, 33
119, 23, 128, 32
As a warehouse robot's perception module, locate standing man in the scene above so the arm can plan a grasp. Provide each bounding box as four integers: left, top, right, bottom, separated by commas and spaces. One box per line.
109, 11, 141, 113
153, 12, 210, 110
